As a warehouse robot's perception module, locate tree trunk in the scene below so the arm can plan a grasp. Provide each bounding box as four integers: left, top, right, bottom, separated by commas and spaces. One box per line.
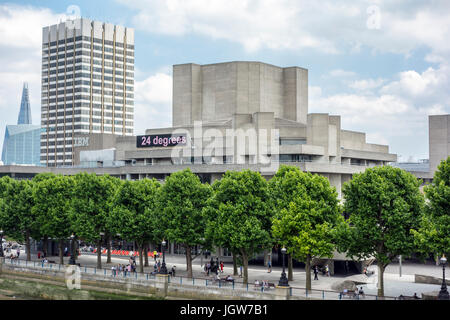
378, 264, 385, 297
242, 251, 249, 284
305, 254, 312, 291
106, 234, 111, 264
58, 239, 64, 265
232, 251, 238, 276
97, 239, 102, 269
288, 254, 293, 281
25, 230, 31, 261
186, 245, 193, 278
144, 243, 149, 267
42, 235, 48, 257
138, 243, 144, 273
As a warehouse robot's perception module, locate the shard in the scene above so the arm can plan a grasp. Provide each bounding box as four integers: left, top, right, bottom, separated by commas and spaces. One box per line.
17, 82, 32, 125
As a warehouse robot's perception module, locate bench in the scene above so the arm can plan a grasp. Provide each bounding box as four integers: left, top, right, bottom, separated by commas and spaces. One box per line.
339, 290, 358, 299
254, 282, 275, 290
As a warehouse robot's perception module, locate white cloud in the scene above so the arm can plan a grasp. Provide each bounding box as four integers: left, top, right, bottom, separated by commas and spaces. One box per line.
349, 78, 385, 91
310, 62, 450, 160
118, 0, 450, 59
134, 72, 173, 134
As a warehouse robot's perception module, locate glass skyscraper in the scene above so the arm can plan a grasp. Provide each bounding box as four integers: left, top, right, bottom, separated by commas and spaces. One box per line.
1, 83, 41, 166
40, 19, 135, 167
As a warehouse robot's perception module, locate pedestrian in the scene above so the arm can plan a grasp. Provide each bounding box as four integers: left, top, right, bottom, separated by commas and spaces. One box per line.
153, 250, 157, 262
157, 260, 161, 273
314, 266, 319, 280
124, 265, 128, 277
239, 265, 243, 278
220, 261, 224, 273
16, 248, 20, 258
267, 260, 272, 273
171, 266, 176, 277
325, 265, 330, 277
111, 265, 116, 276
37, 251, 41, 259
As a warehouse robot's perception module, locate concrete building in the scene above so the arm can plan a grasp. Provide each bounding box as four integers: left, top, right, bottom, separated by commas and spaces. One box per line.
429, 114, 450, 176
1, 61, 399, 271
391, 114, 450, 184
40, 18, 134, 167
1, 83, 41, 166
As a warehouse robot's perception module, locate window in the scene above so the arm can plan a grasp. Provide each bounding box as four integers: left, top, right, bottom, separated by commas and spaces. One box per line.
279, 138, 307, 145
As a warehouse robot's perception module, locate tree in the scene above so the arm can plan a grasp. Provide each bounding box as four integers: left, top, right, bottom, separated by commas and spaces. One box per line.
156, 169, 212, 278
270, 166, 342, 290
412, 157, 450, 259
70, 173, 119, 269
110, 179, 160, 273
205, 170, 272, 284
32, 173, 57, 257
33, 175, 74, 264
336, 166, 424, 296
0, 178, 38, 261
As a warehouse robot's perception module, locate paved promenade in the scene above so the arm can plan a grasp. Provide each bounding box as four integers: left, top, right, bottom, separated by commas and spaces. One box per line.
7, 249, 444, 298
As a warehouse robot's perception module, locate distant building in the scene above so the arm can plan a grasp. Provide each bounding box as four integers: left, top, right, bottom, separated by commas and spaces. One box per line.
1, 83, 41, 166
40, 18, 135, 167
391, 114, 450, 184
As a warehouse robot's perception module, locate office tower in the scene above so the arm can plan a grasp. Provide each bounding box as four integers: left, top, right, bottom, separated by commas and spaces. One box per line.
2, 83, 41, 166
18, 83, 32, 124
41, 18, 134, 167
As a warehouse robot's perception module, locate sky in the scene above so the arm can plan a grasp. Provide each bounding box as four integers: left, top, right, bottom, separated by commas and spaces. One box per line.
0, 0, 449, 162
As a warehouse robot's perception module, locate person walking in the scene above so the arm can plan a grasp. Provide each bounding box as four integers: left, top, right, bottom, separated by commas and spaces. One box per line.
325, 265, 330, 277
267, 260, 272, 273
220, 261, 224, 273
16, 248, 20, 258
313, 266, 319, 280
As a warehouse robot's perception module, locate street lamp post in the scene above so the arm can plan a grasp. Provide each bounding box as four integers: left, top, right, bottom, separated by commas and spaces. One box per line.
69, 234, 76, 265
0, 230, 4, 258
438, 255, 449, 300
278, 247, 289, 287
160, 240, 168, 274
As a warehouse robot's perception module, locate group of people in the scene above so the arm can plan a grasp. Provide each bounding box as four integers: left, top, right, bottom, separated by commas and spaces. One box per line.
204, 258, 224, 276
341, 287, 365, 298
111, 263, 136, 276
254, 279, 272, 289
313, 265, 330, 280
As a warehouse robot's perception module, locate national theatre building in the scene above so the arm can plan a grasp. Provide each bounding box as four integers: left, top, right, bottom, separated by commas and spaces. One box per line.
1, 61, 397, 199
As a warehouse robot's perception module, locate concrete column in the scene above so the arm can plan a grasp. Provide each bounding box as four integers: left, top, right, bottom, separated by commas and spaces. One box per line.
274, 286, 290, 300
155, 274, 169, 298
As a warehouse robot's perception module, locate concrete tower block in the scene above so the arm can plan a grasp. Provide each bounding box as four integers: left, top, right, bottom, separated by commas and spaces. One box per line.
58, 22, 66, 40
104, 23, 115, 41
115, 25, 125, 42
125, 28, 134, 45
49, 24, 58, 42
92, 21, 103, 39
42, 26, 50, 44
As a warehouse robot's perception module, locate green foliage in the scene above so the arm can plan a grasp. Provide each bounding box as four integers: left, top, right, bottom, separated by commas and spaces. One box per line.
270, 166, 342, 261
69, 173, 120, 242
337, 166, 424, 267
205, 170, 272, 283
32, 175, 74, 241
110, 178, 160, 246
157, 169, 212, 247
413, 157, 450, 257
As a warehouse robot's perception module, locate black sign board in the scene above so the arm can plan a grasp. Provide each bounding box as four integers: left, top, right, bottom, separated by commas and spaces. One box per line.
136, 134, 187, 148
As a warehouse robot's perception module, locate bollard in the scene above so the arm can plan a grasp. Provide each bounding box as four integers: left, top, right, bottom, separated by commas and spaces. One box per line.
322, 291, 325, 299
146, 274, 149, 280
232, 282, 234, 290
306, 289, 308, 297
206, 279, 208, 286
193, 278, 195, 285
85, 266, 87, 273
